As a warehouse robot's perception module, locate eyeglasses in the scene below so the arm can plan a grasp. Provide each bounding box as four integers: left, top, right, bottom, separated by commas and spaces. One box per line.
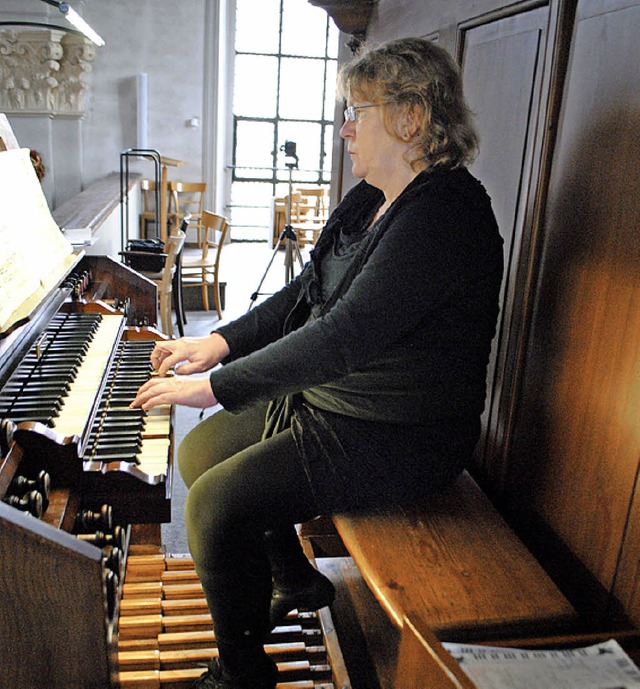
343, 103, 388, 122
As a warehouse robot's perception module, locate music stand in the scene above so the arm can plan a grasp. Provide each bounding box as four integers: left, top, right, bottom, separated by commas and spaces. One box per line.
248, 143, 304, 311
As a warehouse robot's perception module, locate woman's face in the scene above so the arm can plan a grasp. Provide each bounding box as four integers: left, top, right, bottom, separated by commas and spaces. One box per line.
340, 96, 413, 191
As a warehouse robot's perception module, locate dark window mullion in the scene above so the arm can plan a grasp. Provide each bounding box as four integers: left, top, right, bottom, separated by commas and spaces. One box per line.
272, 0, 286, 198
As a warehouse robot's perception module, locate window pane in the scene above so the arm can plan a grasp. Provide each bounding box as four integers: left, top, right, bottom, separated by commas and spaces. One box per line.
232, 181, 274, 207
324, 59, 338, 120
279, 58, 325, 120
231, 205, 270, 234
327, 20, 339, 59
235, 0, 280, 54
234, 55, 278, 118
276, 121, 322, 183
281, 0, 327, 57
235, 121, 275, 179
230, 182, 274, 242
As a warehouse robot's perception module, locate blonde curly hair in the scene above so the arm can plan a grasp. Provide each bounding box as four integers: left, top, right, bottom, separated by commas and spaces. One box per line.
338, 38, 479, 171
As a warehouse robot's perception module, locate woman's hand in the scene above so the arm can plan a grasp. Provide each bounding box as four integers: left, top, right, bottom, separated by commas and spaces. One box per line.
130, 375, 217, 410
150, 332, 230, 376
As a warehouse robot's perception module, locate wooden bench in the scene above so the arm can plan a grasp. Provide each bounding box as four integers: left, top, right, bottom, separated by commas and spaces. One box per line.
319, 471, 580, 686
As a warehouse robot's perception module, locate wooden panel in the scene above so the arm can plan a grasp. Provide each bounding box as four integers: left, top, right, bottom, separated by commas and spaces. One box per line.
395, 615, 478, 689
0, 501, 115, 688
508, 0, 640, 607
315, 556, 399, 689
459, 7, 550, 485
369, 0, 516, 47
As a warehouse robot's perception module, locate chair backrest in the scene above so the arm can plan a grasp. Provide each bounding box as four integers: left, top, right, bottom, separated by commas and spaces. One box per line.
285, 188, 329, 226
200, 211, 229, 266
140, 179, 159, 212
285, 191, 305, 224
159, 229, 186, 295
294, 186, 329, 219
168, 181, 207, 239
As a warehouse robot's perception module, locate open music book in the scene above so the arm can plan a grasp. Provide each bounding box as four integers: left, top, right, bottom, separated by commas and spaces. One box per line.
444, 639, 640, 689
0, 146, 78, 335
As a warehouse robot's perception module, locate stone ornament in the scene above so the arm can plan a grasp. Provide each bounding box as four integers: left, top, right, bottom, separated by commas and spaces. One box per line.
0, 28, 96, 116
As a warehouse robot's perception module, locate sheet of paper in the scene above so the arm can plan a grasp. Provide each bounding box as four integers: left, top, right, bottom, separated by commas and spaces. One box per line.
0, 148, 74, 332
0, 114, 20, 151
443, 639, 640, 689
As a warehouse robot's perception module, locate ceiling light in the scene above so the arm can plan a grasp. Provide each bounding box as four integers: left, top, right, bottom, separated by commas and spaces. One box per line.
39, 0, 105, 46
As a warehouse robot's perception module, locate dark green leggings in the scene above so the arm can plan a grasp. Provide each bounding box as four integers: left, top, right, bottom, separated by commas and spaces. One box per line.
178, 402, 321, 657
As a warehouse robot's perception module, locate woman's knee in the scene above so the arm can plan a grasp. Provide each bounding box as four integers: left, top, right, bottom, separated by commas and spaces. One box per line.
178, 405, 268, 488
178, 421, 213, 487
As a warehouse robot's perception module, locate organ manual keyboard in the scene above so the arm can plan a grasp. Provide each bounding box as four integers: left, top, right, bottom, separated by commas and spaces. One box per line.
0, 141, 174, 687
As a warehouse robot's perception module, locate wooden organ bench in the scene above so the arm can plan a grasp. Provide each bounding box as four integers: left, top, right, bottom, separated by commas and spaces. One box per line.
301, 470, 581, 688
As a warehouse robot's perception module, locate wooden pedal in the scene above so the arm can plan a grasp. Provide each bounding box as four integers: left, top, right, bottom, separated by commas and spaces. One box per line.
118, 553, 345, 689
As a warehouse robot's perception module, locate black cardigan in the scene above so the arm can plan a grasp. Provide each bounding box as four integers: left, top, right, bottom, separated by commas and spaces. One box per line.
212, 167, 503, 511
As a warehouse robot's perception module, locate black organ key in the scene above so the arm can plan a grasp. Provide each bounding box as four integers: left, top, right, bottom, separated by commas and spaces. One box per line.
0, 312, 119, 432
83, 339, 168, 475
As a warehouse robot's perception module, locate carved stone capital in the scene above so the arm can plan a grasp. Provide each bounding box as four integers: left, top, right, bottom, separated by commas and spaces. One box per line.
0, 28, 96, 116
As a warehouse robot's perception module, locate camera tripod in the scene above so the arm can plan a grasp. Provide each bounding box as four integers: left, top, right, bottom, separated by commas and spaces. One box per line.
248, 151, 304, 311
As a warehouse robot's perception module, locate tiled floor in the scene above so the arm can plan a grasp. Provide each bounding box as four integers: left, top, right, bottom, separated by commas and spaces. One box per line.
161, 239, 312, 552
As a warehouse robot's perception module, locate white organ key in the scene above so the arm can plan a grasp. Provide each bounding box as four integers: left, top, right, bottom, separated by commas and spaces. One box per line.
143, 405, 171, 438
52, 315, 124, 438
86, 406, 172, 482
136, 406, 172, 478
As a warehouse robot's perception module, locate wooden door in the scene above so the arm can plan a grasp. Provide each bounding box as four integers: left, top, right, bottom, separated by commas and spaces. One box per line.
459, 7, 553, 486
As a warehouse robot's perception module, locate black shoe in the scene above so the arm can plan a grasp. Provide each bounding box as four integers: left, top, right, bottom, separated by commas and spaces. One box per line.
270, 570, 335, 627
192, 657, 277, 689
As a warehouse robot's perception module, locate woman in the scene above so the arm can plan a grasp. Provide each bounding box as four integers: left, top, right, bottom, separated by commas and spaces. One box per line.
132, 37, 503, 689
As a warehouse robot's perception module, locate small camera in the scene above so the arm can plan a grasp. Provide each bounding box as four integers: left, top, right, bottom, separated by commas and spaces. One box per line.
282, 140, 297, 158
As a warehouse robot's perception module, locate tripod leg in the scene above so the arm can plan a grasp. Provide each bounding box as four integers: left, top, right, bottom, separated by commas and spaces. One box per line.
284, 237, 295, 284
294, 238, 305, 269
247, 229, 289, 311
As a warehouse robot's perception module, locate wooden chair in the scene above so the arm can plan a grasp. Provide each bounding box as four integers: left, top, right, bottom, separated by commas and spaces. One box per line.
168, 181, 206, 243
151, 229, 186, 338
181, 211, 229, 319
121, 229, 186, 338
272, 186, 329, 248
296, 186, 329, 221
139, 179, 160, 238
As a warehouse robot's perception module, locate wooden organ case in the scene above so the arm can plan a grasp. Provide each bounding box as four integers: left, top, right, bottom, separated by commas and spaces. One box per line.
0, 146, 173, 688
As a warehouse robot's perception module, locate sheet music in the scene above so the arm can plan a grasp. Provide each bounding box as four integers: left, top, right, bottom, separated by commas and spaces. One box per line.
0, 148, 75, 333
0, 114, 20, 151
444, 639, 640, 689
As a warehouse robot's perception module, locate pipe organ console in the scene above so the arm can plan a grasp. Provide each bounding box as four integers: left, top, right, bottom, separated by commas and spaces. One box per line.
0, 145, 348, 689
0, 252, 174, 688
0, 254, 348, 689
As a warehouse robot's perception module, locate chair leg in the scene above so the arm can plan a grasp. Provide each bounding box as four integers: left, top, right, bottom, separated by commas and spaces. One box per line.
173, 288, 185, 337
160, 296, 172, 339
201, 269, 210, 311
213, 278, 223, 320
172, 263, 186, 337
